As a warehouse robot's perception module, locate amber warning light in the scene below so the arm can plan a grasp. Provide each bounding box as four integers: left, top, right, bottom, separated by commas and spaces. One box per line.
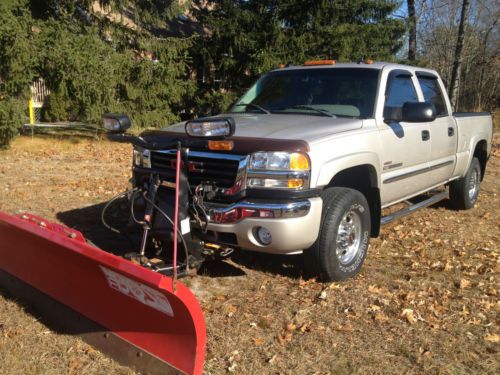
303, 60, 336, 66
208, 140, 234, 151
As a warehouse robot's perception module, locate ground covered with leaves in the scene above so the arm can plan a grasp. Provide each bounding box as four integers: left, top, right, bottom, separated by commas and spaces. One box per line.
0, 135, 498, 375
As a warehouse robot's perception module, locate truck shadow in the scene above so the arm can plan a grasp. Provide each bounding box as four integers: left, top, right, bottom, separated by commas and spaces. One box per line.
56, 200, 304, 279
228, 251, 304, 279
56, 199, 134, 257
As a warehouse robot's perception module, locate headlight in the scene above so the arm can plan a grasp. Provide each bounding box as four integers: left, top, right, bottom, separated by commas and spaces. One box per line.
247, 152, 310, 190
133, 147, 151, 168
249, 152, 310, 171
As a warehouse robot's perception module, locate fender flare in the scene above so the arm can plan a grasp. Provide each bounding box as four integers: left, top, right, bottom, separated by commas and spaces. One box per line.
315, 152, 381, 188
462, 135, 490, 178
315, 153, 382, 237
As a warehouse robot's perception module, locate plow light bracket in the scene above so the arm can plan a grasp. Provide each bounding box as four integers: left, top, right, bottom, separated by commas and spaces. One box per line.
185, 117, 235, 139
102, 113, 132, 133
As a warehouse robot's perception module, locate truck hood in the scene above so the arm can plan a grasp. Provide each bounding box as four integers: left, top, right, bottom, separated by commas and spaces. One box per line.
165, 113, 363, 143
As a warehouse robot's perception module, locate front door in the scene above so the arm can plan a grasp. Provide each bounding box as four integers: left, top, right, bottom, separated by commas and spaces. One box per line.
377, 70, 431, 206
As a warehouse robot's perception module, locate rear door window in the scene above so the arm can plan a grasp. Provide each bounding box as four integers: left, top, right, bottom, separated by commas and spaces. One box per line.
417, 75, 448, 116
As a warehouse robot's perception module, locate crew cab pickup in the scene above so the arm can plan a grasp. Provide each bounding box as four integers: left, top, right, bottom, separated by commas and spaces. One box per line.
130, 61, 493, 281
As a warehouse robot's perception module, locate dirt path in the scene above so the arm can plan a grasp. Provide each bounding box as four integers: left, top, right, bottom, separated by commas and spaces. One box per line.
0, 135, 498, 375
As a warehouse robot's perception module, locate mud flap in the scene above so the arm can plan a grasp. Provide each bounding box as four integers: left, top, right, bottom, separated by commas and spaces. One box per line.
0, 212, 205, 375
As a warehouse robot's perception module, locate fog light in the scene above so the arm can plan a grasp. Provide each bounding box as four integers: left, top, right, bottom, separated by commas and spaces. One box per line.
256, 227, 272, 245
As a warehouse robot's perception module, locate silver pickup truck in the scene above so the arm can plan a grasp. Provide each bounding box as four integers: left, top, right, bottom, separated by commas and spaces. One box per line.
131, 61, 493, 281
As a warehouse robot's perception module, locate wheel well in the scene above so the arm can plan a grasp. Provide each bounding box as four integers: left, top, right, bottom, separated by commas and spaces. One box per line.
327, 165, 381, 238
473, 140, 488, 180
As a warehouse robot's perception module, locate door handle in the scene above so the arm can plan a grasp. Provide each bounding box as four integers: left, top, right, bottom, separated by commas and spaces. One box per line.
448, 127, 455, 136
421, 130, 430, 141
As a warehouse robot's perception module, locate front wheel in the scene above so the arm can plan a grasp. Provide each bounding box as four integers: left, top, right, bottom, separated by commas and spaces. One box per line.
304, 187, 371, 282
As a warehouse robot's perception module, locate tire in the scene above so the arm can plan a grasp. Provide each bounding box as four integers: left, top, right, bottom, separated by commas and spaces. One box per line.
304, 187, 371, 282
449, 157, 481, 210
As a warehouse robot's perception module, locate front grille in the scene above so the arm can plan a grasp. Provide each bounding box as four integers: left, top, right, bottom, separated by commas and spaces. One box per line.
150, 150, 244, 188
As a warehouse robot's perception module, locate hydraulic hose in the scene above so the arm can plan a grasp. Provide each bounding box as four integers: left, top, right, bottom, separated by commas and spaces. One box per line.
101, 188, 137, 234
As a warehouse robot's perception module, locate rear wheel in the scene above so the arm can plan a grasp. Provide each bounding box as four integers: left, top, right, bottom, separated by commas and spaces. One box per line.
304, 187, 371, 281
449, 157, 481, 210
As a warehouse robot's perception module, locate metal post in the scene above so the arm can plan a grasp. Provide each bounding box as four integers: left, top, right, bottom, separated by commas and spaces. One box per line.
173, 142, 181, 291
29, 98, 35, 138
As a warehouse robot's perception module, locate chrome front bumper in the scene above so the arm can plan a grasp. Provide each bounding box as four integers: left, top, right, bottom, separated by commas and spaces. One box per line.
204, 197, 323, 254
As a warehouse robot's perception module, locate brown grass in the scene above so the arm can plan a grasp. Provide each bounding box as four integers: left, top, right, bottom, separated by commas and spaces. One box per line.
0, 134, 499, 375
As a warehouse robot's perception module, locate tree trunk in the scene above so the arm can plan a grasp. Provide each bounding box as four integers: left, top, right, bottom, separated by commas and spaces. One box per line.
448, 0, 471, 110
407, 0, 417, 61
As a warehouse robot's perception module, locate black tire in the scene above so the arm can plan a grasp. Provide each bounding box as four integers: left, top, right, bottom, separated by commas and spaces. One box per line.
449, 157, 481, 210
304, 187, 371, 282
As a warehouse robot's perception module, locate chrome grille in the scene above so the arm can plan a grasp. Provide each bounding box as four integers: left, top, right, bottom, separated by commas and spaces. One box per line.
150, 150, 245, 189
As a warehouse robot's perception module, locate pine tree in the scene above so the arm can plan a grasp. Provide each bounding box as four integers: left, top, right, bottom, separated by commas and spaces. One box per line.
0, 0, 195, 147
191, 0, 405, 101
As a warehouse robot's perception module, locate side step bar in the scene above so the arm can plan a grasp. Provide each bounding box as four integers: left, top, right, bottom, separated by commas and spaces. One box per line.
381, 190, 449, 226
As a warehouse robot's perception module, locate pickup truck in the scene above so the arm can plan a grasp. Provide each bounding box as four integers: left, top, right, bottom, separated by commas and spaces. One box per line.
123, 61, 493, 281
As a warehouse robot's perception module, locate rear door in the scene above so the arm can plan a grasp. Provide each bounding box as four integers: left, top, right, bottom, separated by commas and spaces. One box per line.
415, 72, 457, 185
377, 69, 431, 206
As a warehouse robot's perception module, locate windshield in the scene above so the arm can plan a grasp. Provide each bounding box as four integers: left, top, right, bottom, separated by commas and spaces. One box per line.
230, 68, 379, 119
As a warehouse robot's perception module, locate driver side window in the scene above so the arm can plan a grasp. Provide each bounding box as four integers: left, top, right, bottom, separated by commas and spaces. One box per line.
385, 75, 418, 108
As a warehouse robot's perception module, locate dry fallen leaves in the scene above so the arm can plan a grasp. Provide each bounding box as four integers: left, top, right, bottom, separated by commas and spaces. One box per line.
67, 358, 85, 375
253, 338, 264, 346
459, 278, 471, 289
226, 350, 240, 372
401, 308, 418, 324
374, 312, 390, 322
298, 322, 311, 333
484, 333, 499, 343
267, 354, 277, 364
278, 331, 293, 345
334, 324, 354, 332
318, 290, 327, 300
278, 322, 297, 345
225, 304, 237, 317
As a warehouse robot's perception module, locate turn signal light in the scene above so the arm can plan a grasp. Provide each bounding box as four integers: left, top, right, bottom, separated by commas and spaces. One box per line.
287, 178, 304, 188
208, 140, 234, 151
290, 153, 310, 170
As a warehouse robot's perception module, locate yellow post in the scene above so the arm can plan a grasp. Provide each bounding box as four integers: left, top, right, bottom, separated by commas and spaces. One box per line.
29, 98, 35, 139
29, 98, 35, 125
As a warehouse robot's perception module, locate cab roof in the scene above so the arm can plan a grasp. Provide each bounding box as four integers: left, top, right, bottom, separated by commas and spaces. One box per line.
274, 61, 439, 76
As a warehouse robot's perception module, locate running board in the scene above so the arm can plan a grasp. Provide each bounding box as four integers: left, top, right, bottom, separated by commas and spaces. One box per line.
380, 190, 448, 226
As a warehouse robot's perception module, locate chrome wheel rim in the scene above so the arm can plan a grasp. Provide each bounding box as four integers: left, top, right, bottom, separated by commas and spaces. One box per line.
335, 208, 362, 265
468, 167, 480, 201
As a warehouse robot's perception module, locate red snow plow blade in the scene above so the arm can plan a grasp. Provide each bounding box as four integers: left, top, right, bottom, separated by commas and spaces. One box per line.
0, 211, 205, 375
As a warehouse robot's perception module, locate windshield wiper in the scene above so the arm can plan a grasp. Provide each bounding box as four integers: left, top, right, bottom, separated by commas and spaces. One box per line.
277, 105, 336, 118
233, 103, 271, 114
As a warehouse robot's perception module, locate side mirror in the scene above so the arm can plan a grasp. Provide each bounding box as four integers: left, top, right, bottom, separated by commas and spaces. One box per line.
401, 102, 436, 122
384, 102, 436, 123
102, 113, 131, 133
